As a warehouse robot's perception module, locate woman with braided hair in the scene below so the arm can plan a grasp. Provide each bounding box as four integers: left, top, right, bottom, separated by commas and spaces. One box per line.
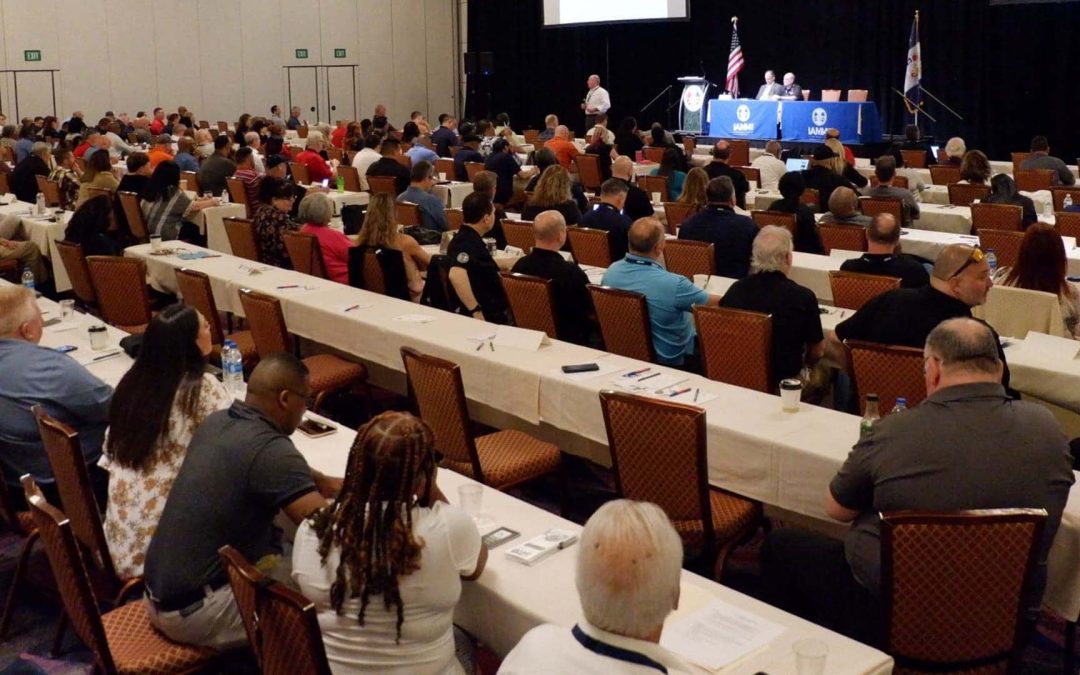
292, 412, 487, 674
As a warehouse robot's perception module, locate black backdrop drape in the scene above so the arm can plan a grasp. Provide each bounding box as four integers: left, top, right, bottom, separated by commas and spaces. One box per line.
466, 0, 1080, 161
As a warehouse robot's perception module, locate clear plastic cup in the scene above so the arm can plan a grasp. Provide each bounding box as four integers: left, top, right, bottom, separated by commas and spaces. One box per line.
457, 484, 482, 519
59, 299, 75, 320
780, 378, 802, 412
793, 638, 828, 675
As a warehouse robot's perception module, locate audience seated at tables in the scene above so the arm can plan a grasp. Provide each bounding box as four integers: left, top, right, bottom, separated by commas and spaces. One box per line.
649, 148, 687, 201
103, 305, 230, 579
295, 131, 336, 185
243, 132, 266, 173
610, 155, 655, 222
293, 411, 485, 675
447, 192, 515, 323
820, 186, 871, 227
253, 176, 299, 267
825, 138, 867, 189
801, 144, 856, 212
453, 134, 484, 182
193, 128, 215, 159
287, 105, 305, 130
1020, 135, 1076, 186
984, 173, 1038, 227
992, 223, 1080, 338
104, 120, 137, 157
942, 136, 966, 166
12, 141, 54, 203
116, 151, 151, 198
678, 176, 758, 279
525, 147, 586, 213
398, 160, 449, 232
146, 134, 174, 169
432, 114, 461, 158
231, 147, 261, 205
958, 149, 991, 185
47, 147, 81, 210
580, 178, 633, 261
366, 138, 411, 195
74, 148, 119, 208
500, 500, 695, 674
676, 167, 708, 211
141, 160, 217, 242
197, 134, 237, 197
357, 192, 431, 301
613, 117, 645, 160
64, 195, 122, 257
703, 140, 749, 209
144, 354, 339, 649
825, 127, 856, 165
602, 217, 720, 367
545, 125, 581, 171
484, 138, 536, 207
350, 134, 382, 192
750, 140, 787, 191
720, 225, 825, 383
173, 137, 200, 173
13, 125, 35, 164
586, 112, 615, 146
299, 192, 353, 284
405, 134, 440, 169
410, 110, 432, 136
894, 123, 934, 168
0, 285, 111, 507
764, 318, 1074, 644
862, 155, 919, 226
840, 213, 929, 288
522, 165, 582, 225
766, 171, 822, 254
584, 116, 615, 180
471, 170, 509, 249
537, 113, 558, 141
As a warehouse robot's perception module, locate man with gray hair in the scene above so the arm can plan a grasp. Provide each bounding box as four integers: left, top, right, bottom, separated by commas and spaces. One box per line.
500, 500, 694, 674
720, 225, 824, 381
763, 317, 1074, 641
580, 178, 632, 261
294, 130, 335, 184
582, 74, 611, 131
510, 210, 594, 345
678, 176, 758, 278
244, 131, 265, 173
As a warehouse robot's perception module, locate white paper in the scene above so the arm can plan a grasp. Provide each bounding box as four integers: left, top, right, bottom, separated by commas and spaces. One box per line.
661, 600, 786, 670
693, 274, 735, 296
611, 370, 685, 393
1019, 331, 1080, 361
504, 245, 525, 257
73, 348, 123, 365
493, 325, 546, 352
393, 314, 439, 324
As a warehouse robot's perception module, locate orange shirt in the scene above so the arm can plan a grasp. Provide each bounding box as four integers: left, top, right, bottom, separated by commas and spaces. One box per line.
148, 148, 174, 169
545, 138, 580, 170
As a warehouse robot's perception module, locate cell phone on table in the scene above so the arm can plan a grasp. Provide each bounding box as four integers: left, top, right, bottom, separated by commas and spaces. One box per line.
321, 178, 330, 188
562, 363, 600, 373
54, 344, 77, 353
482, 527, 520, 548
297, 417, 336, 438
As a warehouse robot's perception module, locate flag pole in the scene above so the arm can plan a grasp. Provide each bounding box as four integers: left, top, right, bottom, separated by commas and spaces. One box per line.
913, 10, 920, 128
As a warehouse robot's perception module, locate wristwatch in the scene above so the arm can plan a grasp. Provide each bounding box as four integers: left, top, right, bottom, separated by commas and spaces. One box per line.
468, 305, 482, 315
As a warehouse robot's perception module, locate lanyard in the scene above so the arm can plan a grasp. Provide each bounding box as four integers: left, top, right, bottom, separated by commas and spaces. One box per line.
624, 256, 659, 267
571, 625, 668, 673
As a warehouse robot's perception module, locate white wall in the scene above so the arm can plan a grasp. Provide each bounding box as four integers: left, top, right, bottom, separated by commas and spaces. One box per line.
0, 0, 459, 125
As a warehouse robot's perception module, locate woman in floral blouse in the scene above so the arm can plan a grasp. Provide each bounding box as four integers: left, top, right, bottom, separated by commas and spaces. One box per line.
253, 176, 298, 268
103, 304, 232, 578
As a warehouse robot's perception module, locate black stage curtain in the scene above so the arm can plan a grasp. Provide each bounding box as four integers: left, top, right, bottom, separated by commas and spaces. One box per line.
466, 0, 1080, 161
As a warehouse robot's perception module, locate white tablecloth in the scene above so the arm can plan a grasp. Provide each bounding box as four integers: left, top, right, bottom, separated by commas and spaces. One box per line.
6, 203, 73, 293
432, 181, 472, 208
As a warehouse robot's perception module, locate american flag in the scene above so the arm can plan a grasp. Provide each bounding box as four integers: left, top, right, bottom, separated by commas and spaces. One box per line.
726, 21, 744, 97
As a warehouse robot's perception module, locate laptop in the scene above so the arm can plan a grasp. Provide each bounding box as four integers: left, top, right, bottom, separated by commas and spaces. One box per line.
930, 145, 940, 160
785, 158, 809, 172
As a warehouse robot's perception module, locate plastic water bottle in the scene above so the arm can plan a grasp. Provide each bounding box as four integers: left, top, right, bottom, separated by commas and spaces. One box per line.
35, 192, 45, 215
1044, 199, 1053, 217
222, 339, 244, 397
220, 189, 230, 204
336, 174, 345, 193
20, 267, 34, 291
1065, 194, 1074, 210
890, 397, 907, 415
859, 393, 880, 439
985, 249, 998, 275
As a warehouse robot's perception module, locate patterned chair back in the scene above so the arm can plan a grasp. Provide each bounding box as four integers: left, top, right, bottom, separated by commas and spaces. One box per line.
56, 240, 97, 307
395, 202, 421, 227
1051, 187, 1080, 212
642, 147, 665, 164
1014, 169, 1054, 193
237, 289, 292, 356
663, 239, 714, 280
735, 165, 760, 185
929, 165, 961, 185
219, 545, 267, 665
573, 154, 603, 192
464, 162, 485, 182
1055, 210, 1080, 239
751, 210, 798, 238
223, 217, 261, 263
846, 340, 927, 414
977, 229, 1025, 269
500, 272, 559, 339
817, 222, 868, 255
566, 226, 612, 267
434, 158, 455, 179
727, 140, 750, 166
971, 203, 1022, 234
860, 196, 905, 223
637, 174, 669, 202
828, 271, 901, 311
175, 268, 225, 345
347, 246, 410, 301
900, 149, 927, 168
663, 202, 698, 235
36, 176, 61, 206
445, 208, 464, 231
225, 176, 249, 216
0, 172, 10, 195
289, 162, 311, 186
947, 182, 990, 207
588, 284, 655, 362
283, 231, 328, 279
1010, 152, 1032, 173
502, 220, 535, 254
260, 581, 333, 675
367, 176, 398, 195
117, 191, 149, 241
336, 165, 361, 193
693, 306, 772, 393
180, 171, 200, 195
85, 256, 151, 331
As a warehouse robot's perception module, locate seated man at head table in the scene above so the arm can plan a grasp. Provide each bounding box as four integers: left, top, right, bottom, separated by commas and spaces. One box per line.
755, 69, 784, 100
678, 176, 758, 279
602, 217, 721, 368
510, 210, 594, 346
447, 192, 515, 324
580, 178, 633, 263
840, 213, 929, 289
763, 318, 1074, 645
820, 186, 871, 227
861, 155, 920, 227
499, 500, 697, 674
143, 353, 341, 650
703, 140, 750, 209
719, 225, 825, 383
778, 71, 803, 100
0, 286, 111, 507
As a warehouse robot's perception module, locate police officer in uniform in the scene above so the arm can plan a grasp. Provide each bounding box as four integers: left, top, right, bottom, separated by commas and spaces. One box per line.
447, 192, 515, 323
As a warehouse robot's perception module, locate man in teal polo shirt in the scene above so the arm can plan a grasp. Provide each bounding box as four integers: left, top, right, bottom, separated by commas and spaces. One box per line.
601, 217, 721, 366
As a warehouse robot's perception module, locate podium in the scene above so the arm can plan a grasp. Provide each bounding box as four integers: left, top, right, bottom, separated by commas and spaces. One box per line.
676, 76, 710, 134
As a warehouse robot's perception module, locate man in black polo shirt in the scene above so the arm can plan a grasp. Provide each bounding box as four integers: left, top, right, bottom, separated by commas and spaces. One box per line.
678, 176, 759, 278
454, 134, 485, 182
144, 354, 339, 649
511, 210, 594, 345
484, 138, 537, 206
580, 178, 633, 261
703, 140, 750, 209
610, 155, 655, 222
720, 225, 824, 382
840, 213, 929, 288
448, 192, 514, 323
365, 137, 411, 195
432, 114, 460, 157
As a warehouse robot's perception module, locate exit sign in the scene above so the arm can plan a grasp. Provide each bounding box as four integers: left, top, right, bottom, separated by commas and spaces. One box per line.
295, 48, 308, 59
23, 50, 41, 62
334, 48, 346, 58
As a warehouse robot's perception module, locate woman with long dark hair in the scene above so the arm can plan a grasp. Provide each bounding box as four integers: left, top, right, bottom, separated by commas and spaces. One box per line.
293, 412, 486, 674
993, 223, 1080, 337
65, 195, 121, 256
103, 304, 231, 578
140, 159, 217, 241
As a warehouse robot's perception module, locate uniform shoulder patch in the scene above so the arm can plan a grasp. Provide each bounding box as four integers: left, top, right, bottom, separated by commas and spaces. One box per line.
456, 252, 470, 264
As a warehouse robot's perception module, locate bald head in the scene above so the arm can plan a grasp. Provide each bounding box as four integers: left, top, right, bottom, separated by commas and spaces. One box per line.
712, 140, 731, 162
628, 217, 664, 257
866, 213, 900, 252
933, 244, 979, 281
245, 352, 311, 434
828, 187, 859, 217
533, 210, 567, 248
764, 140, 782, 158
611, 155, 633, 180
924, 318, 1003, 394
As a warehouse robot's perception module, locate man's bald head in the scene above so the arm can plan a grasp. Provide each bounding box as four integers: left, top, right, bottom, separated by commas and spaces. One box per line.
923, 317, 1003, 394
245, 352, 311, 434
828, 187, 859, 217
933, 244, 979, 281
533, 210, 567, 246
611, 155, 633, 180
712, 140, 731, 161
628, 217, 664, 257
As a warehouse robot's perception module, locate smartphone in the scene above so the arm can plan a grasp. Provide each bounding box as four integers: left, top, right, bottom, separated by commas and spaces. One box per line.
561, 363, 599, 373
482, 527, 520, 549
321, 178, 330, 188
297, 417, 336, 438
54, 344, 78, 353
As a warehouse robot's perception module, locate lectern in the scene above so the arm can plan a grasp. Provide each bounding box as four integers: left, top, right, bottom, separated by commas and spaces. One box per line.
677, 76, 711, 134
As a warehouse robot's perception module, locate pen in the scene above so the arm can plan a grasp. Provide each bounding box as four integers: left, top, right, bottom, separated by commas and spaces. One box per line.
475, 341, 484, 351
489, 340, 494, 351
276, 284, 299, 289
344, 304, 360, 312
92, 351, 121, 362
202, 254, 222, 258
693, 388, 699, 402
704, 274, 711, 289
637, 371, 661, 382
624, 367, 651, 378
668, 387, 691, 397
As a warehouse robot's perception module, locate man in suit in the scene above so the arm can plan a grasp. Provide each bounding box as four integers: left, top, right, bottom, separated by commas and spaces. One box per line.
780, 72, 803, 100
756, 71, 784, 100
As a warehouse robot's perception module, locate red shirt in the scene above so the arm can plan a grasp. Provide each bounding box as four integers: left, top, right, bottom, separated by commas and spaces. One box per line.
150, 119, 165, 135
545, 138, 580, 170
300, 223, 353, 284
295, 150, 334, 184
330, 126, 347, 149
233, 168, 262, 205
73, 142, 91, 158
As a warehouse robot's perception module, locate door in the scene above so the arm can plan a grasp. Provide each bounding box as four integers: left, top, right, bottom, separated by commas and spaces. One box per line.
324, 66, 356, 123
13, 71, 57, 119
287, 66, 319, 126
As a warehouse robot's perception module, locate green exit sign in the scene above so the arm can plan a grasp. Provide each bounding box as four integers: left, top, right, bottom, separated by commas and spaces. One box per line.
295, 48, 308, 59
23, 50, 41, 62
334, 48, 347, 58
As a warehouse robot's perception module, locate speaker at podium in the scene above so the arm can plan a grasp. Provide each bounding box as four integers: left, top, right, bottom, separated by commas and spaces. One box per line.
676, 76, 711, 134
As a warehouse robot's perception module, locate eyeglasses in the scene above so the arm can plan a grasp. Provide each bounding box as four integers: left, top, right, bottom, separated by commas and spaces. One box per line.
948, 246, 986, 280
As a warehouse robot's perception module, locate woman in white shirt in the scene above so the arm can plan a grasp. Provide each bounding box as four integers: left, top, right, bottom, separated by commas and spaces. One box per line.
293, 412, 487, 675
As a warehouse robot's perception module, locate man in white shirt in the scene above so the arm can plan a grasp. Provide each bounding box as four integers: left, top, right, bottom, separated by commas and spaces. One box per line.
582, 74, 611, 131
750, 140, 787, 190
755, 70, 784, 100
244, 131, 266, 174
499, 500, 694, 674
350, 134, 383, 191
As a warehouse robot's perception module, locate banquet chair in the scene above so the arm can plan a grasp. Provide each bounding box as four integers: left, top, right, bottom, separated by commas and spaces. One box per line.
977, 229, 1025, 268
218, 546, 265, 665
801, 90, 811, 101
663, 202, 698, 234
501, 220, 535, 254
216, 121, 228, 132
325, 147, 343, 163
869, 175, 909, 189
970, 203, 1023, 233
588, 284, 655, 362
225, 176, 249, 216
1051, 187, 1080, 212
642, 147, 665, 164
289, 162, 311, 186
0, 475, 38, 639
881, 509, 1046, 675
817, 222, 868, 255
35, 176, 61, 206
445, 208, 464, 231
347, 246, 410, 301
829, 271, 901, 311
336, 165, 361, 192
399, 347, 563, 498
693, 306, 772, 393
846, 89, 869, 102
22, 476, 218, 675
180, 171, 200, 195
1014, 169, 1054, 193
845, 340, 926, 414
223, 217, 262, 263
974, 285, 1066, 339
900, 150, 928, 169
638, 174, 670, 202
566, 226, 613, 267
395, 202, 421, 227
751, 210, 798, 238
599, 391, 762, 578
500, 272, 560, 339
735, 166, 761, 185
174, 268, 257, 367
929, 165, 961, 185
117, 191, 150, 242
55, 240, 98, 311
523, 129, 539, 144
464, 162, 484, 182
86, 256, 152, 333
663, 239, 714, 280
297, 126, 309, 139
573, 154, 603, 194
367, 176, 398, 195
800, 187, 820, 212
434, 158, 455, 179
0, 173, 10, 195
820, 89, 842, 102
197, 120, 209, 129
283, 231, 328, 279
238, 289, 368, 414
946, 182, 990, 207
1055, 211, 1080, 238
727, 140, 750, 167
859, 197, 905, 223
1011, 152, 1032, 173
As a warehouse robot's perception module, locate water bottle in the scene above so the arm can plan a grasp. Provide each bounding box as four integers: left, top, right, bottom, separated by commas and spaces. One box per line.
1044, 199, 1053, 217
222, 339, 244, 397
20, 266, 34, 291
35, 192, 45, 215
890, 397, 907, 415
220, 188, 230, 204
985, 249, 998, 275
860, 393, 880, 439
1065, 194, 1074, 210
336, 174, 345, 193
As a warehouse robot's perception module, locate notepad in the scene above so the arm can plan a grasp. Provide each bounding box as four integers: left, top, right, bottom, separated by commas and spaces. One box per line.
493, 325, 546, 351
393, 314, 438, 324
660, 601, 786, 670
1018, 331, 1080, 360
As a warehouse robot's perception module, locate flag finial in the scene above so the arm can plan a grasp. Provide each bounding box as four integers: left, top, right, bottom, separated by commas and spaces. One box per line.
731, 16, 738, 24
